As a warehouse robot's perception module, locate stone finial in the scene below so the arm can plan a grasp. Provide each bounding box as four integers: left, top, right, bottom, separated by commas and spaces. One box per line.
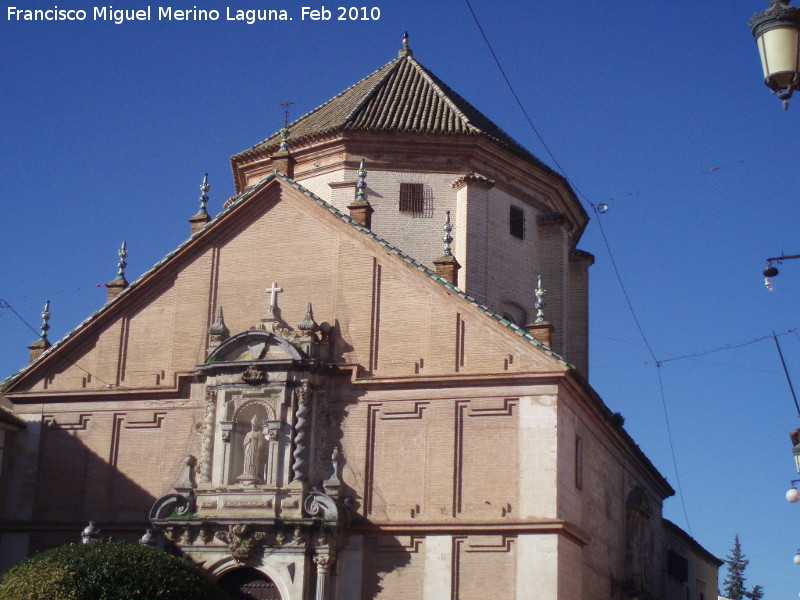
279, 127, 290, 152
199, 173, 210, 213
527, 275, 554, 347
139, 528, 158, 547
189, 173, 212, 234
433, 211, 460, 285
297, 303, 320, 358
355, 159, 367, 202
28, 300, 52, 362
298, 303, 319, 333
271, 106, 295, 176
81, 521, 102, 544
106, 241, 129, 301
116, 241, 128, 280
534, 275, 546, 323
323, 447, 343, 498
348, 158, 374, 228
399, 31, 413, 57
209, 305, 230, 350
442, 210, 453, 256
39, 300, 51, 343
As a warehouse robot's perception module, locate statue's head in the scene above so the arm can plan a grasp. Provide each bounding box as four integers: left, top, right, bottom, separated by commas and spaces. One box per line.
250, 415, 260, 431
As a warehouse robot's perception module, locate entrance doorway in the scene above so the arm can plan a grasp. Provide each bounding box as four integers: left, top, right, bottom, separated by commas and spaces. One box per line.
218, 567, 282, 600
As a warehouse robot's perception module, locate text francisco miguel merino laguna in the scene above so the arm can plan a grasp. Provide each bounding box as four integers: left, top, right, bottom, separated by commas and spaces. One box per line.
7, 5, 382, 24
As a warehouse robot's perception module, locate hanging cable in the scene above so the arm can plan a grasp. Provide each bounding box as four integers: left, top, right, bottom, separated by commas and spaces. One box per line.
0, 299, 40, 337
656, 367, 692, 535
463, 0, 692, 532
773, 332, 800, 418
0, 298, 115, 388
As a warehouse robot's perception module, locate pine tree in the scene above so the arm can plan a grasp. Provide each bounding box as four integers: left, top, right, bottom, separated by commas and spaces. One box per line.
722, 535, 764, 600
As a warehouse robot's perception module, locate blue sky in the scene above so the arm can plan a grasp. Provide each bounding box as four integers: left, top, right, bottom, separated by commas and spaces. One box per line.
2, 0, 799, 595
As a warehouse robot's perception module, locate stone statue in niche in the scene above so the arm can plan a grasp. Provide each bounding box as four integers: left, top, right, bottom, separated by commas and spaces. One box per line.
238, 416, 264, 485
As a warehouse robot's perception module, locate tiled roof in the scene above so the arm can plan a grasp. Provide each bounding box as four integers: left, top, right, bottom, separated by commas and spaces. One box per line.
663, 518, 723, 566
232, 49, 557, 177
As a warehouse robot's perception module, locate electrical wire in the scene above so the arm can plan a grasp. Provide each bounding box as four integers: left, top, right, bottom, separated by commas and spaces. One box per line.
656, 366, 692, 535
657, 329, 798, 366
462, 0, 591, 209
0, 298, 115, 388
463, 0, 692, 532
0, 299, 40, 337
773, 332, 800, 418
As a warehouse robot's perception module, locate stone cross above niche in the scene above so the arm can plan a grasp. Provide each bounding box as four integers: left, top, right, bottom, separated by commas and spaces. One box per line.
263, 282, 282, 321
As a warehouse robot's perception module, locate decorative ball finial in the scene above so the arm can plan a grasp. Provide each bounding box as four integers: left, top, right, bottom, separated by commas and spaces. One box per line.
279, 127, 290, 152
116, 241, 128, 280
198, 173, 210, 215
355, 158, 368, 203
298, 303, 319, 333
81, 521, 101, 544
209, 305, 229, 338
442, 210, 454, 256
534, 275, 546, 323
139, 529, 157, 547
40, 299, 51, 342
399, 31, 413, 57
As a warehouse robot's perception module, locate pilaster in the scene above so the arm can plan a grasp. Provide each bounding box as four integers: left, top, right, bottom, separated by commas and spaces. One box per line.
566, 249, 594, 376
536, 212, 571, 356
452, 173, 494, 302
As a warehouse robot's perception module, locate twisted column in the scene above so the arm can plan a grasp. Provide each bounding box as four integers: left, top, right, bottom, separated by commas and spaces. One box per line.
292, 387, 309, 482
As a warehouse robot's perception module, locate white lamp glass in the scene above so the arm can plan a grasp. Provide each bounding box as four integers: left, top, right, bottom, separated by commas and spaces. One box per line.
757, 26, 800, 87
787, 486, 800, 502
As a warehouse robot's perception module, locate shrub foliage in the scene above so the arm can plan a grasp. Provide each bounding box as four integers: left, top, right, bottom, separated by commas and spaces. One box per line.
0, 541, 229, 600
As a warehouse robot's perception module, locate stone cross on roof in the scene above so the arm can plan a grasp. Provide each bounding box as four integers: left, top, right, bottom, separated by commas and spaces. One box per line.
264, 282, 283, 321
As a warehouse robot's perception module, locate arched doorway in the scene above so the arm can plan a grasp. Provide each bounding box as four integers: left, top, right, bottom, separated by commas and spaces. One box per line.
218, 567, 282, 600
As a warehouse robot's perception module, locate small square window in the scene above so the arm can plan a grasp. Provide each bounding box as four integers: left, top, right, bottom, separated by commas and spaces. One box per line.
510, 205, 525, 239
399, 183, 425, 214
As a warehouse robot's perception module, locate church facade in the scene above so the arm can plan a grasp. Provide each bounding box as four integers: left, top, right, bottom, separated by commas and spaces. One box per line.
0, 39, 720, 599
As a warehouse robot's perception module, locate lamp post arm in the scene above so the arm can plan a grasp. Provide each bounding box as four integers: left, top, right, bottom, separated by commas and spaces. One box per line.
766, 253, 800, 262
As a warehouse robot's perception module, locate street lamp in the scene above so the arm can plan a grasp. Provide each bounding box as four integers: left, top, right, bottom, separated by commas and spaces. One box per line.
762, 253, 800, 289
749, 0, 800, 108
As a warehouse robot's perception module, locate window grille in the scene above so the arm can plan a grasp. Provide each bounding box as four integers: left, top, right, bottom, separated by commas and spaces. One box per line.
399, 183, 425, 214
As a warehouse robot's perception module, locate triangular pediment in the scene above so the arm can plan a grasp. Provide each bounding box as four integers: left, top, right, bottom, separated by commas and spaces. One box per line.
3, 173, 569, 395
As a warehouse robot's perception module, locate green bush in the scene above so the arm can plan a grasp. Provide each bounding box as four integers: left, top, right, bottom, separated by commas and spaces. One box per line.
0, 541, 229, 600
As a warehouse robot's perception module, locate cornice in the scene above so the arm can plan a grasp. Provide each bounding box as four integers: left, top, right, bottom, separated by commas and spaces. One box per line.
561, 371, 675, 499
353, 519, 591, 546
7, 373, 195, 404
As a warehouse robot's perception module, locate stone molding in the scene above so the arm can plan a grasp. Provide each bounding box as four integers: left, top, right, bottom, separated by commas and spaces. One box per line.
451, 172, 495, 191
